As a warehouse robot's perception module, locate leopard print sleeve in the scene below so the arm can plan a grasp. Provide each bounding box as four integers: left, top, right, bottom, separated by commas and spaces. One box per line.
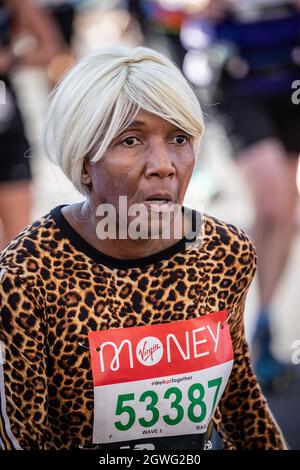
212, 229, 287, 450
0, 268, 48, 449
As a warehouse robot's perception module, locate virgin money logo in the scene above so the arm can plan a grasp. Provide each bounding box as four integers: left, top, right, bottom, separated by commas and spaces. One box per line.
93, 314, 226, 378
136, 336, 163, 366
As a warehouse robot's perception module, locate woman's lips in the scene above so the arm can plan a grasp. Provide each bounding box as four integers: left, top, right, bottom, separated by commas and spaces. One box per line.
142, 200, 175, 213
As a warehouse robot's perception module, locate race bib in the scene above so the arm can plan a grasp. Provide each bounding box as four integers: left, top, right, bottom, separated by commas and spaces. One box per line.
88, 310, 233, 449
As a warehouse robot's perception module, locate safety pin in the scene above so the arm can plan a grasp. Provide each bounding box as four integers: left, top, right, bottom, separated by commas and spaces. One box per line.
221, 312, 234, 330
220, 309, 235, 329
78, 340, 101, 352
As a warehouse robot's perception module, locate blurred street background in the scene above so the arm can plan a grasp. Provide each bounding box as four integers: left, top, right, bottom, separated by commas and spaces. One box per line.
1, 0, 300, 449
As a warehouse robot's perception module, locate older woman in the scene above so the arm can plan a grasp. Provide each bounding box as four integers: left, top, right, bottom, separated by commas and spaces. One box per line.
0, 45, 286, 450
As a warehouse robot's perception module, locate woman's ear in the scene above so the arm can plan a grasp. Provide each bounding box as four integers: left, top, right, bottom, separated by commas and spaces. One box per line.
81, 159, 92, 187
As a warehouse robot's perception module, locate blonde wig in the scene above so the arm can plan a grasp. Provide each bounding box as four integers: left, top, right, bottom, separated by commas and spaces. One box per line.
43, 45, 204, 195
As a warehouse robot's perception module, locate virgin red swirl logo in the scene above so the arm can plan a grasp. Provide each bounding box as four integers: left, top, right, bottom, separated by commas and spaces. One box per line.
136, 336, 164, 366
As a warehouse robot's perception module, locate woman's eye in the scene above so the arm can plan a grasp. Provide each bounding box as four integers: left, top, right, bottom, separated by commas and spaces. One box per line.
121, 136, 141, 146
172, 134, 190, 145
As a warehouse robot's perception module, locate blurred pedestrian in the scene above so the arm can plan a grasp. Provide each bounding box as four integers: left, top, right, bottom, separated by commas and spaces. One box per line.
0, 0, 64, 249
195, 0, 300, 390
34, 0, 78, 84
129, 0, 189, 68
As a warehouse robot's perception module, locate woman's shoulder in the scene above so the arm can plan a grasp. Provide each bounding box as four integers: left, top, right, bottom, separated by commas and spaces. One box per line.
201, 211, 257, 258
199, 211, 257, 286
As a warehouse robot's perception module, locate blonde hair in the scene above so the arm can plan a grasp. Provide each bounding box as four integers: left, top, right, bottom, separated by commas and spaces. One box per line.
43, 45, 204, 195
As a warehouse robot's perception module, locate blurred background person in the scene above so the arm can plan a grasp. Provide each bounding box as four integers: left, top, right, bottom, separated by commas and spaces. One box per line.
0, 0, 64, 249
36, 0, 77, 45
128, 0, 189, 68
34, 0, 79, 84
182, 0, 300, 390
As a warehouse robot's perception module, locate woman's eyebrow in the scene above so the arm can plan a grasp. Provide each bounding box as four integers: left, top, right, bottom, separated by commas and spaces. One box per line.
124, 120, 146, 129
124, 120, 183, 131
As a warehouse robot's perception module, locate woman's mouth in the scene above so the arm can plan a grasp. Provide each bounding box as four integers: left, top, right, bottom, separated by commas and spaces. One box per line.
143, 197, 175, 213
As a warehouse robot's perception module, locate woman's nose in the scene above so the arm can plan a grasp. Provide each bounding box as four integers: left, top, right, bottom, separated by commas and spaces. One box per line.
144, 144, 176, 179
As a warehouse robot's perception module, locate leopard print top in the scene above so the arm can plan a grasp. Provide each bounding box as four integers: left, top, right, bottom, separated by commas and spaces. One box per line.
0, 205, 286, 449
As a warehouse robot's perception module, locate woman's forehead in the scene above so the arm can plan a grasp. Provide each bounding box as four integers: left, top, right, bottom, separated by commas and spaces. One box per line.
123, 110, 184, 131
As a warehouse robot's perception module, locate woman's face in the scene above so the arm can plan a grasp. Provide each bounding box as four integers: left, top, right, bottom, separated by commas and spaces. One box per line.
85, 110, 196, 231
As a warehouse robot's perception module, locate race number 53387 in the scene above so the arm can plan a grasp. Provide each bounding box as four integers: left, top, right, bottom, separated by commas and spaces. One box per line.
114, 377, 222, 431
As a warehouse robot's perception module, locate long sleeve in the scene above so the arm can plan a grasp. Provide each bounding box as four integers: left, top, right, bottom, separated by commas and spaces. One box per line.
212, 236, 287, 450
0, 267, 48, 449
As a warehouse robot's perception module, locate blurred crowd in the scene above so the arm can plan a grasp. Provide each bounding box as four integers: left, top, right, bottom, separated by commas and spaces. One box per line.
0, 0, 300, 448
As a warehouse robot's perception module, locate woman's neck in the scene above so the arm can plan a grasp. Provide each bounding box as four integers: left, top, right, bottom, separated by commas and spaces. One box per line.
61, 201, 190, 260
